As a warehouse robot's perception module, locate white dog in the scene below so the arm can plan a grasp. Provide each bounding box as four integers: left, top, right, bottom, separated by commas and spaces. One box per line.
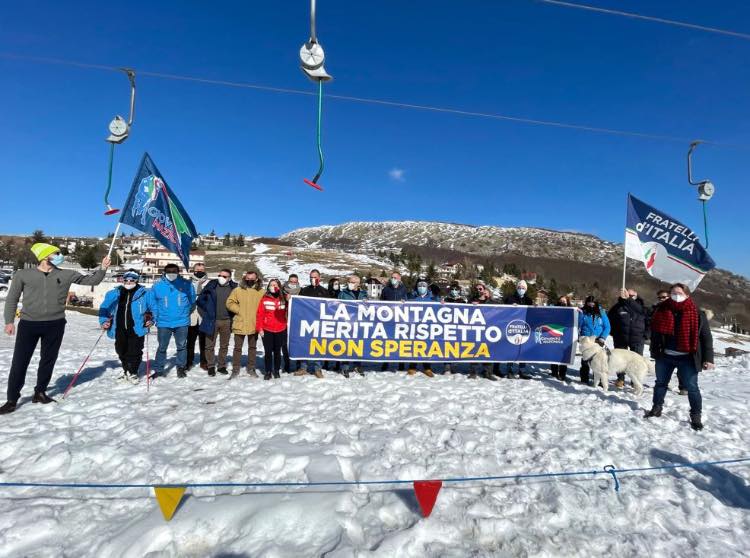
578, 336, 654, 396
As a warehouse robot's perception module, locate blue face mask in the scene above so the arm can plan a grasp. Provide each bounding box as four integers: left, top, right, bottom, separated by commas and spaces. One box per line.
417, 286, 428, 295
49, 254, 64, 266
517, 289, 526, 297
450, 289, 460, 298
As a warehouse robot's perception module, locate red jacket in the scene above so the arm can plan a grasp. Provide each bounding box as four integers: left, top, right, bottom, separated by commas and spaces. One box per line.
256, 294, 288, 333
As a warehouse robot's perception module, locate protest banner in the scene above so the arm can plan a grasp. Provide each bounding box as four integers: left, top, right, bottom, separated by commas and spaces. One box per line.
288, 296, 578, 364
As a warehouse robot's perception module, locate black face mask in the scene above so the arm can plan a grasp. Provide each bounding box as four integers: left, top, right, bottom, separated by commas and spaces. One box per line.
194, 271, 206, 278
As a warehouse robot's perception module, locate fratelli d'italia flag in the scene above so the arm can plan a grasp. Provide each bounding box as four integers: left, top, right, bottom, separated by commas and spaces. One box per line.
119, 153, 198, 269
625, 194, 715, 290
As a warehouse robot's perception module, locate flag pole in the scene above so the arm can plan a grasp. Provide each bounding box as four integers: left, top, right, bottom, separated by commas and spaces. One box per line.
621, 233, 627, 291
107, 221, 122, 260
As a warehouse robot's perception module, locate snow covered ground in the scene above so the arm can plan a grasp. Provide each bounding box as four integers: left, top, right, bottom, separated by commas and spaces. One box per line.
0, 306, 748, 557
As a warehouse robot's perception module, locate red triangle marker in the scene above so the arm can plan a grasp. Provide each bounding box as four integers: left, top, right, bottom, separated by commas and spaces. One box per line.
413, 480, 442, 518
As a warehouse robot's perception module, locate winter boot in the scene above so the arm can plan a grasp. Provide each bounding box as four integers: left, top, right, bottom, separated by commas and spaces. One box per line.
218, 367, 229, 375
177, 368, 187, 379
644, 405, 663, 418
273, 371, 281, 379
32, 391, 56, 404
580, 371, 590, 384
229, 370, 239, 380
407, 368, 417, 376
443, 364, 452, 376
294, 369, 306, 376
263, 373, 272, 381
208, 367, 216, 377
355, 366, 365, 376
468, 370, 478, 379
247, 368, 259, 378
314, 368, 324, 379
342, 370, 350, 379
0, 401, 18, 414
482, 368, 498, 381
422, 367, 435, 378
615, 379, 625, 389
690, 413, 704, 431
519, 369, 532, 380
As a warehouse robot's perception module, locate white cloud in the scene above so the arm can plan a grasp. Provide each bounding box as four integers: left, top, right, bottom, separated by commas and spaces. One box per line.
388, 168, 405, 182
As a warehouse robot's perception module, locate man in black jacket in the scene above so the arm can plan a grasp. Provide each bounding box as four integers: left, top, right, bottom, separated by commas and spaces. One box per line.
608, 288, 647, 388
298, 269, 328, 377
503, 280, 534, 380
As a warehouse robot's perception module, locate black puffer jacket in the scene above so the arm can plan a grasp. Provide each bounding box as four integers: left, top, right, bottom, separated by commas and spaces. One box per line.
608, 297, 647, 348
503, 293, 533, 306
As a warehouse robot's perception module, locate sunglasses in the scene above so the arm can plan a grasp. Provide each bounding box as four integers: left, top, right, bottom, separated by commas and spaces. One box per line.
476, 287, 484, 291
123, 278, 138, 283
219, 275, 231, 279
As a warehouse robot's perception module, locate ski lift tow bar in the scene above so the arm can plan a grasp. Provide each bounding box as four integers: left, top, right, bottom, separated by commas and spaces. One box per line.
300, 0, 331, 191
103, 69, 136, 215
687, 141, 715, 248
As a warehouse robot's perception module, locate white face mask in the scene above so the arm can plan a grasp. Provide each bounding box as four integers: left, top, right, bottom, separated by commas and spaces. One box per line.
517, 289, 526, 296
450, 289, 460, 298
332, 282, 340, 291
165, 273, 178, 282
390, 278, 400, 286
218, 277, 228, 286
123, 283, 136, 290
348, 283, 357, 291
671, 293, 687, 303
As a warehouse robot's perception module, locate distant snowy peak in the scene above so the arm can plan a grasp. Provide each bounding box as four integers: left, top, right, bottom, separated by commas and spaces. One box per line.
280, 220, 618, 264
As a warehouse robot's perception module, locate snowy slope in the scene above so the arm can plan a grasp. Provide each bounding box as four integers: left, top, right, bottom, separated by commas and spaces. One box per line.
0, 306, 749, 557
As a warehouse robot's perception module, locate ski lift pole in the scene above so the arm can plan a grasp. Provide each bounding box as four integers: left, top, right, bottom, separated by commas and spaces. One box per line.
313, 79, 324, 184
687, 141, 714, 249
300, 0, 331, 190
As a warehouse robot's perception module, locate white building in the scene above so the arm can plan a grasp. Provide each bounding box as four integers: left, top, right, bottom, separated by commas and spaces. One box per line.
141, 247, 205, 277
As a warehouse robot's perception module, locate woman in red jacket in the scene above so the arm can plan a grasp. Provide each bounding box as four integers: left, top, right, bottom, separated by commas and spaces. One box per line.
256, 279, 288, 380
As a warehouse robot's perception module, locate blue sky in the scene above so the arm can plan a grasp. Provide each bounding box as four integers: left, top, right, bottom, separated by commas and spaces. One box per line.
1, 1, 748, 276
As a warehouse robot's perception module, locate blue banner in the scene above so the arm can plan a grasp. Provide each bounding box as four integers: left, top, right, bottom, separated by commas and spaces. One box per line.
625, 193, 715, 290
119, 153, 198, 270
288, 296, 578, 364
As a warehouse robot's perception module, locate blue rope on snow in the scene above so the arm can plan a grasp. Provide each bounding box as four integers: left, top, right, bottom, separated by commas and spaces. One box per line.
0, 457, 747, 494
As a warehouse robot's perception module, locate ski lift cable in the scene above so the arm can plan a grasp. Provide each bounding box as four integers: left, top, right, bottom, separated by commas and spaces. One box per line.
537, 0, 750, 41
2, 52, 749, 151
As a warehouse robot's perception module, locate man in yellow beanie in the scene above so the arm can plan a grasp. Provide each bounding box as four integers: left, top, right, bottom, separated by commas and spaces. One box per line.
1, 243, 110, 414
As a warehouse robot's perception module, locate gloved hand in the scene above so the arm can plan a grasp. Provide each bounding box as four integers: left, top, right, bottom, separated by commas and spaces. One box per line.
143, 312, 153, 328
595, 337, 606, 347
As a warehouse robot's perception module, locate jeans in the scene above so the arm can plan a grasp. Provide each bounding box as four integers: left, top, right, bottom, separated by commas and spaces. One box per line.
653, 354, 702, 414
305, 360, 323, 373
155, 326, 188, 373
7, 319, 66, 401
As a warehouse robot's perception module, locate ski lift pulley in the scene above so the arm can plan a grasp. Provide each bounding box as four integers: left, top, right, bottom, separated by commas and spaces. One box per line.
103, 69, 136, 215
300, 0, 331, 190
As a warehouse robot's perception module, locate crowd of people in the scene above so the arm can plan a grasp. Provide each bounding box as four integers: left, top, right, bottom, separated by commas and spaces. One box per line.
1, 243, 714, 430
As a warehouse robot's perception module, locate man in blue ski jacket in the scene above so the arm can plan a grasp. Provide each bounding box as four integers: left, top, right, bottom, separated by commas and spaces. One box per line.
147, 263, 196, 378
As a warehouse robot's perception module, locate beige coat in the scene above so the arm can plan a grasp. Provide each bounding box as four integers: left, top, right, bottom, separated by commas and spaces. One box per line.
226, 284, 264, 334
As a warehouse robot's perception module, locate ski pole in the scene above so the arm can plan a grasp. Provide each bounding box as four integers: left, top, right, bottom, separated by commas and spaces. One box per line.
145, 328, 151, 392
62, 331, 106, 399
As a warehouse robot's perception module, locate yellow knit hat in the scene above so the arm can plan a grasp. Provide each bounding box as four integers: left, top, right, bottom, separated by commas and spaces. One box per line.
31, 243, 60, 262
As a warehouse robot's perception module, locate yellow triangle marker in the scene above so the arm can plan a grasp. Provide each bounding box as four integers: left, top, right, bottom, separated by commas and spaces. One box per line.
153, 486, 186, 521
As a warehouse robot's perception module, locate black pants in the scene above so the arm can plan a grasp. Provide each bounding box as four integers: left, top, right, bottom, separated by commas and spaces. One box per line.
186, 325, 206, 368
614, 339, 644, 382
551, 364, 567, 379
115, 327, 145, 374
580, 360, 590, 383
281, 337, 291, 372
7, 319, 66, 402
262, 331, 287, 374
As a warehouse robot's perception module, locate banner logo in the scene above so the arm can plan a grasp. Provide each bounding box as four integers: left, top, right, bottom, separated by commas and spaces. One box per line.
534, 324, 566, 344
506, 320, 531, 345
